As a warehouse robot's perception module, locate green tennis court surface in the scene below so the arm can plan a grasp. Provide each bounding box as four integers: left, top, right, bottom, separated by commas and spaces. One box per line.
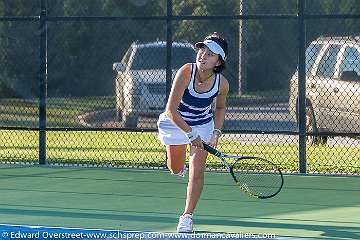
0, 165, 359, 239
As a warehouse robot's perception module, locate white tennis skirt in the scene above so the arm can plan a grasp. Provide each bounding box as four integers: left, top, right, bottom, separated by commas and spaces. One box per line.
157, 112, 214, 145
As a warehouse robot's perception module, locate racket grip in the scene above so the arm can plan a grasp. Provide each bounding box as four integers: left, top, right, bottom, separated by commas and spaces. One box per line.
202, 142, 221, 157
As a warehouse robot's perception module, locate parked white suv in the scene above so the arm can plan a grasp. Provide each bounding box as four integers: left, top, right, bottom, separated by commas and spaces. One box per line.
288, 36, 360, 145
113, 41, 196, 128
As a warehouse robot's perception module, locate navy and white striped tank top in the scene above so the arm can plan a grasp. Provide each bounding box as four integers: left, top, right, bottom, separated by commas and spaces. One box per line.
178, 63, 220, 126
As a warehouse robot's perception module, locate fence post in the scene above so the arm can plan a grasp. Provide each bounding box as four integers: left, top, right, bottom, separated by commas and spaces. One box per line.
165, 0, 173, 99
298, 0, 306, 173
39, 0, 47, 165
165, 0, 173, 164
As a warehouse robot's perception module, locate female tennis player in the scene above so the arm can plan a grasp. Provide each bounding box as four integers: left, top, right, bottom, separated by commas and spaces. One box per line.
157, 32, 229, 233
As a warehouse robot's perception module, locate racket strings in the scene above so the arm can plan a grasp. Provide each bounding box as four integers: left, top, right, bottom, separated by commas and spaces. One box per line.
231, 158, 283, 197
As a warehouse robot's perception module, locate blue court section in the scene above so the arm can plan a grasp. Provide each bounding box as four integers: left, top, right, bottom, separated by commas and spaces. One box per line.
0, 165, 359, 239
0, 224, 276, 240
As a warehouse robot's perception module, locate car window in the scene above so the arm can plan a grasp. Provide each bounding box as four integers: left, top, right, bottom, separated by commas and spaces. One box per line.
339, 46, 360, 76
316, 44, 341, 78
305, 43, 322, 73
131, 46, 195, 70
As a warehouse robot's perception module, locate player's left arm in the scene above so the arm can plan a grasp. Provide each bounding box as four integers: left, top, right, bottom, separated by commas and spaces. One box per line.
211, 75, 229, 145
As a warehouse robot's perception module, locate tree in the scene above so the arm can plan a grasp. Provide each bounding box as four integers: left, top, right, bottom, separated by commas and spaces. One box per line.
1, 0, 359, 98
173, 0, 240, 92
0, 0, 39, 98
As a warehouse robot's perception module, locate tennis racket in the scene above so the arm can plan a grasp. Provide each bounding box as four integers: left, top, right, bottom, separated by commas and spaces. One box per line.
202, 142, 283, 199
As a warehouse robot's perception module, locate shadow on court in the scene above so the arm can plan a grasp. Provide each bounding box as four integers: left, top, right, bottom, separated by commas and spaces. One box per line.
0, 207, 359, 239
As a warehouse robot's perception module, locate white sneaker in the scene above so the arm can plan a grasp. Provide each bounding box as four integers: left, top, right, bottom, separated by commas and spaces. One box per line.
171, 165, 187, 178
176, 213, 193, 233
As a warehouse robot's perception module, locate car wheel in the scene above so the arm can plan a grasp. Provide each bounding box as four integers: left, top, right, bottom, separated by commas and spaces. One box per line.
319, 135, 328, 145
305, 106, 327, 146
116, 109, 123, 122
122, 112, 139, 128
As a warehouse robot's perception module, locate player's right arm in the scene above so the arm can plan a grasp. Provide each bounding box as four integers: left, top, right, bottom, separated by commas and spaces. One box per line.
165, 63, 192, 133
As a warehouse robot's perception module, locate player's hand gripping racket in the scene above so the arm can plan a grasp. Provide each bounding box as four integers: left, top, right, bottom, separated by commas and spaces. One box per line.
202, 142, 283, 199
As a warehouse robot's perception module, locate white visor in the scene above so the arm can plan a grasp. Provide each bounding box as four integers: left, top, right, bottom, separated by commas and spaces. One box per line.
195, 39, 226, 60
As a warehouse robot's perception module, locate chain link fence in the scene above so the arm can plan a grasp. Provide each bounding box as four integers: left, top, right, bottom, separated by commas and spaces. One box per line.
0, 0, 359, 174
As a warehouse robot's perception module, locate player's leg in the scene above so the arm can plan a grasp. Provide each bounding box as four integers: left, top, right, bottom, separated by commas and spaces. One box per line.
177, 147, 208, 233
184, 147, 208, 214
166, 144, 187, 176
